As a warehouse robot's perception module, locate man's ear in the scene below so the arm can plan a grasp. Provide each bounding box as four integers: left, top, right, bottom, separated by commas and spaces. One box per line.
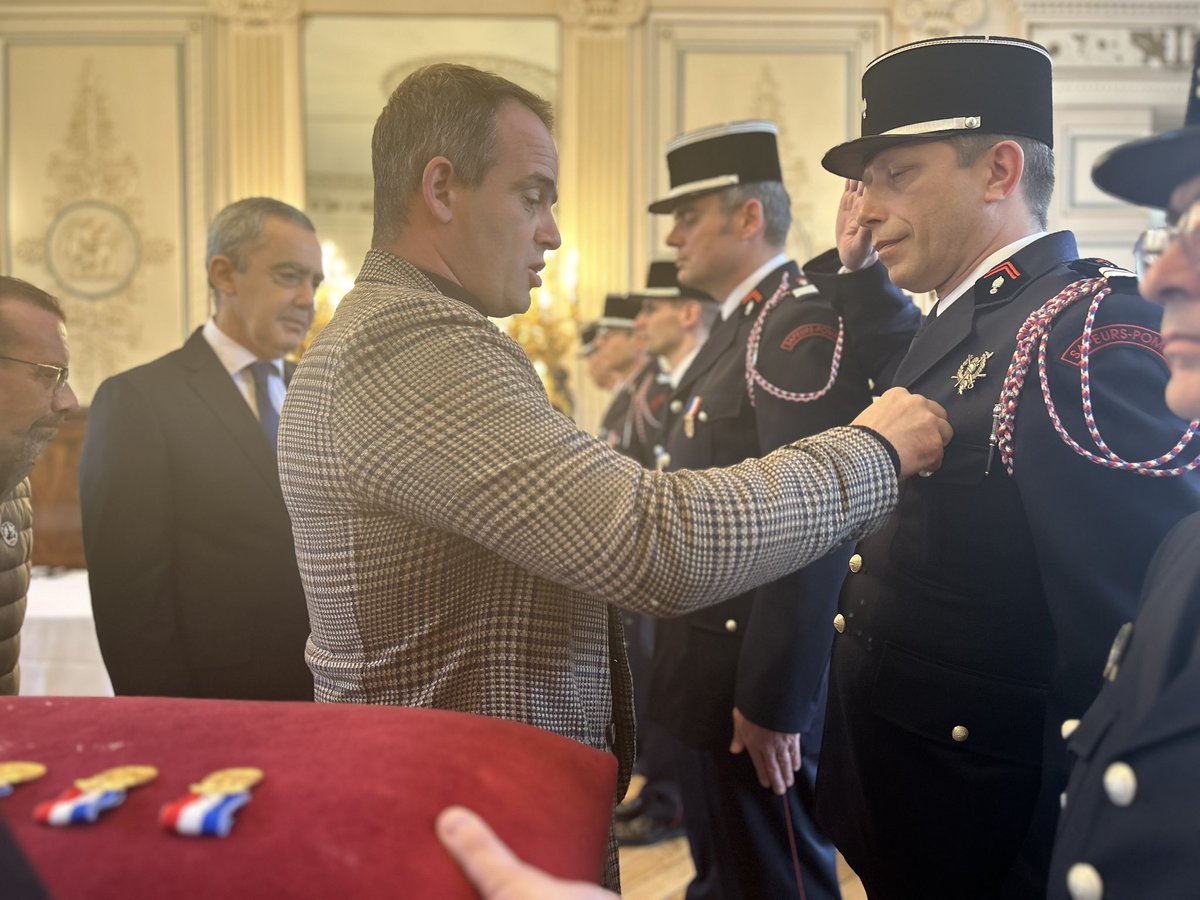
734, 198, 766, 242
208, 255, 237, 300
679, 300, 701, 327
422, 156, 456, 224
983, 140, 1025, 205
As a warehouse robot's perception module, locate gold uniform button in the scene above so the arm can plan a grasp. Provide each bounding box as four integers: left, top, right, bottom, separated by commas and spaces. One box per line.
698, 411, 709, 423
1102, 761, 1137, 807
1061, 718, 1081, 740
832, 614, 845, 634
848, 554, 863, 574
670, 399, 684, 414
951, 725, 969, 743
724, 619, 738, 633
1066, 862, 1104, 900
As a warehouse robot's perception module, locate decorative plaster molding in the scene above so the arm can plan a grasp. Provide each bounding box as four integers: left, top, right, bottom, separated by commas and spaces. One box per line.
895, 0, 986, 38
1018, 0, 1200, 22
559, 0, 648, 29
1033, 24, 1198, 70
209, 0, 299, 26
15, 59, 175, 390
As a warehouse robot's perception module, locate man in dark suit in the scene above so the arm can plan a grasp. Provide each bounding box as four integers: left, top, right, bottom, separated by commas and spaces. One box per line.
1047, 44, 1200, 900
646, 121, 919, 900
80, 197, 323, 700
814, 36, 1200, 899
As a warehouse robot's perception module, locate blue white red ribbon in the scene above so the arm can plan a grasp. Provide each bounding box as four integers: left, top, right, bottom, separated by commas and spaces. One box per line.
34, 786, 126, 825
161, 790, 251, 838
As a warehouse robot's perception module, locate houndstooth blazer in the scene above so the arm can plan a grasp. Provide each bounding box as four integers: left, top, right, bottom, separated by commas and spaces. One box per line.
278, 250, 897, 795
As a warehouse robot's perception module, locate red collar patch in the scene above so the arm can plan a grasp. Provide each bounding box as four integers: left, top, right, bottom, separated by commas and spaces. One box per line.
1060, 323, 1165, 367
984, 261, 1022, 281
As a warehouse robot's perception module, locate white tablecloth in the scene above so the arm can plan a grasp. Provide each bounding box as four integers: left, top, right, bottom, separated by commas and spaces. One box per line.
20, 567, 113, 696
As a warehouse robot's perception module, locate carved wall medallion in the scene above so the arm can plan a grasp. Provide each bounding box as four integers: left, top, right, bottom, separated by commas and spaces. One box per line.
44, 200, 141, 300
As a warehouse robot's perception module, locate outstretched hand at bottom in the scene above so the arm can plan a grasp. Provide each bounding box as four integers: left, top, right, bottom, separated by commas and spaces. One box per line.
437, 806, 618, 900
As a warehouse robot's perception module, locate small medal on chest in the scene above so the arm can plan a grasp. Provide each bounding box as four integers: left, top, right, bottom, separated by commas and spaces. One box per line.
684, 396, 704, 439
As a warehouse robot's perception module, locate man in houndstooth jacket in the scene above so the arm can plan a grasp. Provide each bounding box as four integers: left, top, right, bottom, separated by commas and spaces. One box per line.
277, 63, 950, 890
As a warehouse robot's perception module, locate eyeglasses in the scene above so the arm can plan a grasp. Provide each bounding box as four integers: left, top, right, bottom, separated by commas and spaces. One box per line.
1134, 198, 1200, 280
0, 355, 70, 393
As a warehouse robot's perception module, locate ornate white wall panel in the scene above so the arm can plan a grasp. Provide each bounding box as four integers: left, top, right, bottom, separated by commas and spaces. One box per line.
642, 12, 888, 273
0, 12, 209, 403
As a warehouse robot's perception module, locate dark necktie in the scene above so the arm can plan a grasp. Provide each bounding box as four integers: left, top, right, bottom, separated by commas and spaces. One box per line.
247, 361, 279, 448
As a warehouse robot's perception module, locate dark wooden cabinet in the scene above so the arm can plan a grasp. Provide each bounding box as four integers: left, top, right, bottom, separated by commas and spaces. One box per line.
27, 408, 87, 569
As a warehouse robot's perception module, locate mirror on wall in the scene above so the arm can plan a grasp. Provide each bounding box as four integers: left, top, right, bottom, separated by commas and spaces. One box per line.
303, 15, 561, 302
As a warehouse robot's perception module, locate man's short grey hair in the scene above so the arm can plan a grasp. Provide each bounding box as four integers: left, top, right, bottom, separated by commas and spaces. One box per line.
946, 134, 1055, 230
718, 181, 792, 248
206, 197, 316, 283
371, 63, 554, 244
0, 276, 65, 354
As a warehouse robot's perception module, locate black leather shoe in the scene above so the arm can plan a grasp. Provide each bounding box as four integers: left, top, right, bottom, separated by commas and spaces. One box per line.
614, 812, 685, 847
613, 794, 645, 822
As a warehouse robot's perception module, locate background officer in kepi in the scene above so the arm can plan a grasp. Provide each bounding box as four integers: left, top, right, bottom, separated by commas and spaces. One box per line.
613, 261, 716, 847
1046, 41, 1200, 900
586, 280, 684, 847
646, 120, 918, 900
815, 35, 1200, 899
593, 293, 666, 465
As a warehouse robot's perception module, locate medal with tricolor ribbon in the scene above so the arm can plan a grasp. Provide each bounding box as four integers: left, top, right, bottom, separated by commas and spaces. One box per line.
34, 765, 157, 826
0, 761, 46, 798
161, 767, 263, 838
683, 396, 703, 439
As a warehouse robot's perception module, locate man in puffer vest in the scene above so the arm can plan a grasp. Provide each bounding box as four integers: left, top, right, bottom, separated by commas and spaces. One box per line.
0, 276, 78, 694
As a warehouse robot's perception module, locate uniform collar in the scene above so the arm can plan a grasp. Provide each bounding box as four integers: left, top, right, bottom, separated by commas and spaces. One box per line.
935, 232, 1047, 316
719, 252, 789, 320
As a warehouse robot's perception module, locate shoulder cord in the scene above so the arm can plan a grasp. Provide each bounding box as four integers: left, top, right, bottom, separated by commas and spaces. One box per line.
995, 276, 1200, 477
629, 370, 664, 447
744, 269, 845, 407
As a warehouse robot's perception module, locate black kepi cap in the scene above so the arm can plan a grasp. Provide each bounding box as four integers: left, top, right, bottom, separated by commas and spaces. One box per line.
648, 121, 783, 214
1092, 40, 1200, 210
634, 262, 714, 302
822, 36, 1055, 180
577, 321, 600, 356
598, 293, 641, 329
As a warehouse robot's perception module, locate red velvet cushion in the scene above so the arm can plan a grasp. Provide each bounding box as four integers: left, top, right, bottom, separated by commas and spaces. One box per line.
1, 696, 616, 897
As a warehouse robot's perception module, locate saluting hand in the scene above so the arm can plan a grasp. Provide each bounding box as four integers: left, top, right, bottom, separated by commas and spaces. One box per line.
837, 179, 879, 272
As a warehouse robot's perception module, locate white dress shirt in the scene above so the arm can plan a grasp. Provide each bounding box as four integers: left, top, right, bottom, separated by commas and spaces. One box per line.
201, 319, 285, 421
